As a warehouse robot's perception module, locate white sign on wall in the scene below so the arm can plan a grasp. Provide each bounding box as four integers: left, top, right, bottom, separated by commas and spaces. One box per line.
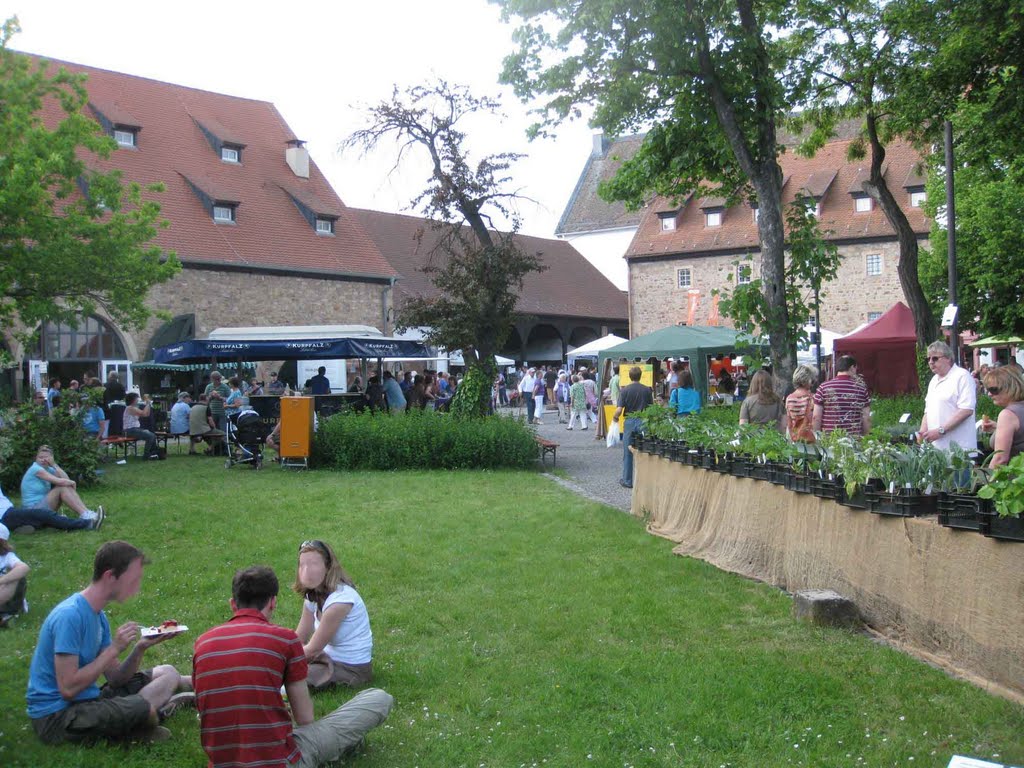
296, 360, 346, 393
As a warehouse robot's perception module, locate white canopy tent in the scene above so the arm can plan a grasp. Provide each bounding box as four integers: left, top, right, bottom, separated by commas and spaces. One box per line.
566, 334, 628, 371
797, 324, 840, 366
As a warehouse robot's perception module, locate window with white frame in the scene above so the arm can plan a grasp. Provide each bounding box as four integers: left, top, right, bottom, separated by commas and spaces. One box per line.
113, 128, 137, 148
221, 146, 241, 163
867, 311, 882, 322
660, 216, 677, 232
705, 210, 722, 227
752, 206, 760, 223
315, 217, 335, 235
854, 195, 873, 212
677, 268, 692, 288
814, 200, 822, 218
910, 189, 927, 208
866, 253, 883, 276
736, 264, 752, 284
212, 204, 236, 223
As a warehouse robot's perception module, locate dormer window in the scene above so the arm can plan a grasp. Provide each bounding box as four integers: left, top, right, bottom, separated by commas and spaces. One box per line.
854, 195, 873, 213
705, 209, 723, 227
315, 217, 336, 236
910, 189, 927, 208
213, 204, 236, 223
752, 205, 760, 223
658, 211, 678, 232
114, 128, 137, 148
221, 145, 241, 163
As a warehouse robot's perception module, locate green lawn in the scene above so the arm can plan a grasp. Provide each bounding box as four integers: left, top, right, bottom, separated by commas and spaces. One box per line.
0, 456, 1021, 768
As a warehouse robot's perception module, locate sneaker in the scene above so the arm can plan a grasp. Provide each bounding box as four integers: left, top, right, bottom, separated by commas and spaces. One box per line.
12, 525, 35, 535
132, 725, 172, 743
158, 691, 196, 721
0, 613, 15, 628
91, 506, 105, 531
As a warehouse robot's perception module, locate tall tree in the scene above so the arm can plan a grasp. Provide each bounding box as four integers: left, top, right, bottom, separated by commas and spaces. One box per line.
784, 0, 938, 348
345, 81, 543, 416
0, 19, 178, 350
498, 0, 802, 385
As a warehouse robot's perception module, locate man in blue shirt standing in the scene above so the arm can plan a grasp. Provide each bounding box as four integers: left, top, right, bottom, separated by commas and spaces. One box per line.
27, 541, 194, 745
309, 366, 331, 395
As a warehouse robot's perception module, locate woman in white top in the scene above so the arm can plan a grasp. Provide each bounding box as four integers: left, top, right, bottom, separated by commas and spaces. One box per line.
293, 539, 374, 689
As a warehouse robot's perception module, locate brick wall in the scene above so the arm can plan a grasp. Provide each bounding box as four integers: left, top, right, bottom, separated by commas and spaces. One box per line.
130, 266, 389, 357
628, 238, 920, 337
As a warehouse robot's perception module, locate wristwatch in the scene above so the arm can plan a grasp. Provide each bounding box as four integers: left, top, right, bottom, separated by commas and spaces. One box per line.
938, 426, 946, 435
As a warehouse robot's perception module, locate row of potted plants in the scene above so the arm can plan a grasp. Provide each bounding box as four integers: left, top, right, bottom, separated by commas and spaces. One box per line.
636, 405, 1024, 543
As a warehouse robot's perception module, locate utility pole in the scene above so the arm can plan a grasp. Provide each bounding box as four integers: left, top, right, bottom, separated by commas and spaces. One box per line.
944, 120, 959, 365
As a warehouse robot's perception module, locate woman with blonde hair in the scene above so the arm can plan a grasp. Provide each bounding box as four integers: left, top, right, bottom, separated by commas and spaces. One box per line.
739, 370, 784, 431
293, 539, 374, 689
980, 366, 1024, 467
785, 364, 818, 442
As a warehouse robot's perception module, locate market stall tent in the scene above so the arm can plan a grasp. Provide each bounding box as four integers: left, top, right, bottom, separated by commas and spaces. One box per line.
832, 302, 918, 395
598, 325, 764, 402
566, 334, 628, 371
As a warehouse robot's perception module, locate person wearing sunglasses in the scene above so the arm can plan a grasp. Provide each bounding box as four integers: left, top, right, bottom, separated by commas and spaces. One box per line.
292, 540, 374, 690
979, 367, 1024, 467
918, 341, 977, 452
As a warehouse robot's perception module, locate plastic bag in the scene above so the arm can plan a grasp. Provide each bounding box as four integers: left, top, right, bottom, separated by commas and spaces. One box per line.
606, 419, 621, 447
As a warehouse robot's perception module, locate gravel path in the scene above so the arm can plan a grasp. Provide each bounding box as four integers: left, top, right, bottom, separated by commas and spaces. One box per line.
503, 404, 632, 512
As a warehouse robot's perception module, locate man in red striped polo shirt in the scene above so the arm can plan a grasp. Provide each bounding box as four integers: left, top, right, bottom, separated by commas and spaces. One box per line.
812, 355, 872, 437
193, 566, 393, 768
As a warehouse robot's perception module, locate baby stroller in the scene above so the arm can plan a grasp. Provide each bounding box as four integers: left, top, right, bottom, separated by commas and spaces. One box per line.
225, 409, 268, 470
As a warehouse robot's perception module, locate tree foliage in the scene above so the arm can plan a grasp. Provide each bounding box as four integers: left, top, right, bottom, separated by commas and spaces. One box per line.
0, 19, 178, 348
345, 81, 543, 416
497, 0, 803, 385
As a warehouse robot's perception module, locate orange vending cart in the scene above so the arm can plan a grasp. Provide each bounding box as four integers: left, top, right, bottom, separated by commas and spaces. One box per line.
279, 396, 314, 469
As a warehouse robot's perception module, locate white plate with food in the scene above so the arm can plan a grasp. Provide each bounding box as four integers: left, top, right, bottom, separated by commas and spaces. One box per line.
141, 620, 188, 638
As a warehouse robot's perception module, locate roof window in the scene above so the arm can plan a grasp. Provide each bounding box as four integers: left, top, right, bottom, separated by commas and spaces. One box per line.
213, 204, 237, 224
114, 128, 137, 148
221, 145, 241, 163
315, 217, 336, 235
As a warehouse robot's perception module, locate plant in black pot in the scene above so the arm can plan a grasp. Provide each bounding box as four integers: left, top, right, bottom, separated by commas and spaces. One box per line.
976, 453, 1024, 542
869, 444, 940, 518
936, 444, 989, 531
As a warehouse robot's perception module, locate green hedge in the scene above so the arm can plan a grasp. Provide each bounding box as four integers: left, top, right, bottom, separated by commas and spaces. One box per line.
0, 403, 101, 492
312, 409, 539, 470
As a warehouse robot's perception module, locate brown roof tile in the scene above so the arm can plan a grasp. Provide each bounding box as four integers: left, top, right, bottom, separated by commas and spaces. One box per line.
31, 54, 396, 280
351, 209, 628, 322
626, 138, 931, 259
555, 134, 647, 235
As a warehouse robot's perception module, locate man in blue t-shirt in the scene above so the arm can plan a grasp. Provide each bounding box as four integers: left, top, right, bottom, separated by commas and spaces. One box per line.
308, 366, 331, 395
27, 541, 193, 745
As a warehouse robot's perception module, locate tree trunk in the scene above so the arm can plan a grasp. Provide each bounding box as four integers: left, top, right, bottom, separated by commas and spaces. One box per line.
864, 115, 937, 349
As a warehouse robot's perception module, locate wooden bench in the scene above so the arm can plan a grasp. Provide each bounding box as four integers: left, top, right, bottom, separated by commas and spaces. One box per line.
154, 431, 190, 454
535, 436, 559, 466
100, 436, 139, 460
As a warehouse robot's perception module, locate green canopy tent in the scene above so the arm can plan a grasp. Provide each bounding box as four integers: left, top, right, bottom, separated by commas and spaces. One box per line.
968, 335, 1024, 348
597, 325, 766, 403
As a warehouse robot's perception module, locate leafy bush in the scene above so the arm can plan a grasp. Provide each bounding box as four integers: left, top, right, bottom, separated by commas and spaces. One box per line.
0, 403, 101, 492
312, 409, 538, 471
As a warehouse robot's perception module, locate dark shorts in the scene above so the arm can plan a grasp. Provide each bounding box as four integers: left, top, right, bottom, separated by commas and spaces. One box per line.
31, 671, 153, 745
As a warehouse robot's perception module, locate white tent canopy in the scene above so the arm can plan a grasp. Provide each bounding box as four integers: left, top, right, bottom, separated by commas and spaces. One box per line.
208, 324, 385, 340
566, 334, 628, 370
797, 324, 840, 364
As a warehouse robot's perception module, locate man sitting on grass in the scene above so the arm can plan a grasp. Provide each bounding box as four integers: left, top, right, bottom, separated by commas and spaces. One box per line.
194, 565, 393, 767
27, 541, 194, 745
0, 523, 29, 627
0, 479, 98, 534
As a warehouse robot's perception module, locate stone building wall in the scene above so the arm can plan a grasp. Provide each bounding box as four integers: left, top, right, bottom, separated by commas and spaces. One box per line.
130, 266, 389, 358
628, 238, 920, 337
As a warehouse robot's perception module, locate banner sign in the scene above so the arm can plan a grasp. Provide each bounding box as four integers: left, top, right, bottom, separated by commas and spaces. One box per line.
154, 337, 431, 363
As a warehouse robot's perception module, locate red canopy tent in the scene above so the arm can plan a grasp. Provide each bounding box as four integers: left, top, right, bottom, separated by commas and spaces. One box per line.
832, 302, 919, 395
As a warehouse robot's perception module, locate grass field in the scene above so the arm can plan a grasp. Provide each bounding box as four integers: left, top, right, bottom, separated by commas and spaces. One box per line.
0, 455, 1021, 768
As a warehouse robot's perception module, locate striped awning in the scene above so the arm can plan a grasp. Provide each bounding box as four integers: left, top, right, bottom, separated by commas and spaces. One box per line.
131, 360, 257, 372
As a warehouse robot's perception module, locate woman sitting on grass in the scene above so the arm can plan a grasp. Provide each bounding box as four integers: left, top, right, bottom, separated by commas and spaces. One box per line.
19, 446, 103, 526
293, 539, 374, 689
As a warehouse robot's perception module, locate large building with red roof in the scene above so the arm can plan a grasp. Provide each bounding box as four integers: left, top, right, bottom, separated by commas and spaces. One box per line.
558, 128, 930, 337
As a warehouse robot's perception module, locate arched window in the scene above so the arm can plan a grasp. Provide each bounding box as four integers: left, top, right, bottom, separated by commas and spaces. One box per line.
34, 316, 126, 360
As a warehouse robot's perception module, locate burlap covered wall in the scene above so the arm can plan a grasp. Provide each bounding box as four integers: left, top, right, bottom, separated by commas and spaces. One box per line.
631, 452, 1024, 700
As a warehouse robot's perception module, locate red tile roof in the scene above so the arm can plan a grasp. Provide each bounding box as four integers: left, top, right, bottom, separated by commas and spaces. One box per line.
28, 54, 396, 280
351, 209, 628, 322
626, 138, 930, 259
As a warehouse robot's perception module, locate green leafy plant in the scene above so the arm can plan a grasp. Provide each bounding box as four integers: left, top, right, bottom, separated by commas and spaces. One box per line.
977, 453, 1024, 518
0, 402, 101, 491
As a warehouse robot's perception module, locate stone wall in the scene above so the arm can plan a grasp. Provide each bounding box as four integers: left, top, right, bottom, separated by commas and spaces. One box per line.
130, 266, 390, 358
628, 238, 920, 337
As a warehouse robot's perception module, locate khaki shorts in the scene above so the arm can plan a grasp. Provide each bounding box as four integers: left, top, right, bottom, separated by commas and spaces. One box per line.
31, 671, 153, 745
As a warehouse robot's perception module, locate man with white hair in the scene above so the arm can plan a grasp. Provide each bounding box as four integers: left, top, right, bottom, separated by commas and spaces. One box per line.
919, 340, 977, 452
518, 367, 537, 423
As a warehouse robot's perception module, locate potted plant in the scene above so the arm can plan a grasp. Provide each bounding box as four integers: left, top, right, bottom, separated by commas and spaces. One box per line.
936, 445, 989, 531
869, 444, 940, 518
976, 453, 1024, 542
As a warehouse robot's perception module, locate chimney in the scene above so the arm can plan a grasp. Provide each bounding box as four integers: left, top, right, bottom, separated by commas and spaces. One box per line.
285, 139, 309, 179
592, 132, 609, 158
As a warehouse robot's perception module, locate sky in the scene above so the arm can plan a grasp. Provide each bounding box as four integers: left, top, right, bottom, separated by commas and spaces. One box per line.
4, 0, 598, 239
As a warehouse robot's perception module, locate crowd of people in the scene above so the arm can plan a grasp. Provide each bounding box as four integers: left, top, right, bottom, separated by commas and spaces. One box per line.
11, 536, 392, 764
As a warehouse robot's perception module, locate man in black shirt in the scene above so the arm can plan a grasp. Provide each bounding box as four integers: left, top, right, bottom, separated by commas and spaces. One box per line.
543, 367, 558, 408
612, 366, 654, 489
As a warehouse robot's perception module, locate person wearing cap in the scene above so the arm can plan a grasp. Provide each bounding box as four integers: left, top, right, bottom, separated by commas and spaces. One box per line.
1, 477, 99, 534
168, 392, 192, 439
0, 523, 30, 627
267, 370, 287, 396
204, 371, 231, 433
27, 540, 194, 745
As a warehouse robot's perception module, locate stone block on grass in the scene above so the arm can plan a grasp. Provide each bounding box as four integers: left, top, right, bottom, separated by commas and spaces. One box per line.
793, 589, 861, 630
